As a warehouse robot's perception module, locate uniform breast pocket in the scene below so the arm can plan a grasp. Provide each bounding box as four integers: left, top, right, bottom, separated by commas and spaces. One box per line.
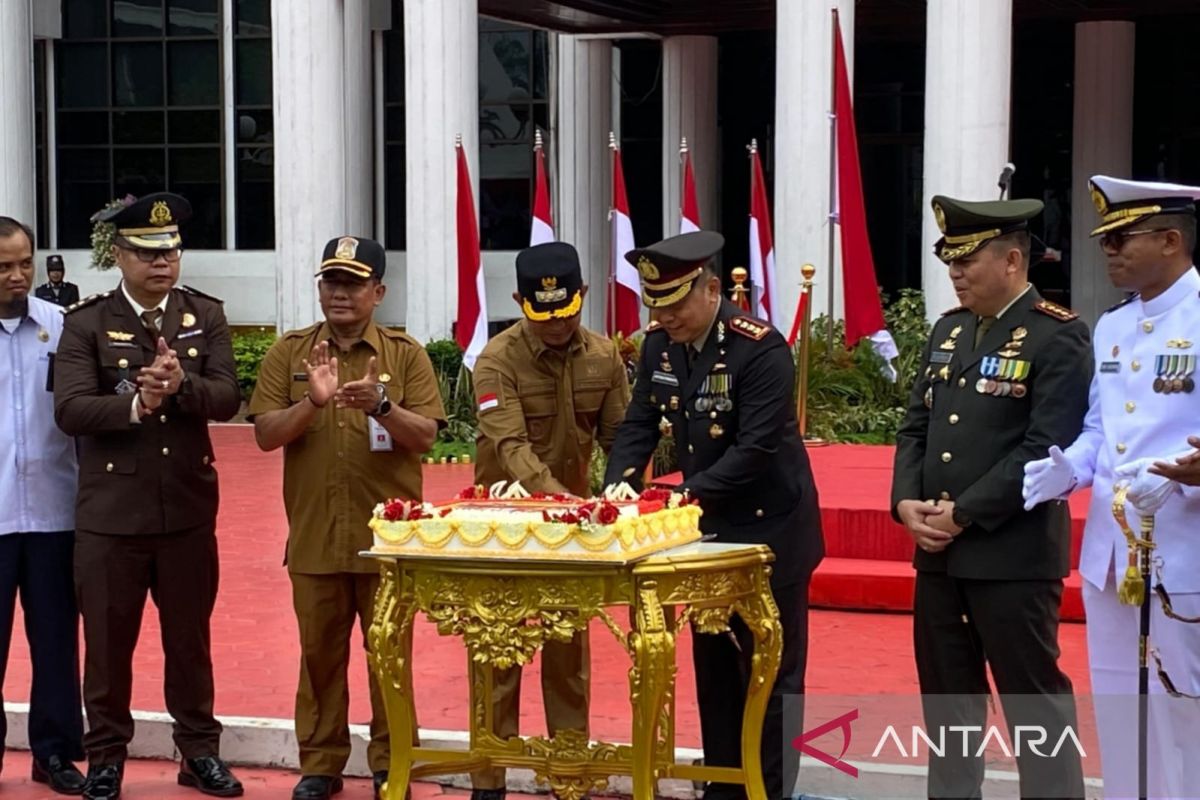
288, 380, 327, 431
176, 338, 208, 368
99, 349, 145, 393
519, 391, 557, 446
572, 379, 609, 415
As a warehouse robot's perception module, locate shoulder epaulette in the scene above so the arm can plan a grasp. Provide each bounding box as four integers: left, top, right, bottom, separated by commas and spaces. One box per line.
180, 284, 224, 304
1101, 294, 1137, 316
644, 320, 663, 333
279, 322, 324, 340
379, 325, 419, 346
1033, 300, 1079, 322
64, 291, 112, 314
730, 316, 770, 341
940, 305, 968, 317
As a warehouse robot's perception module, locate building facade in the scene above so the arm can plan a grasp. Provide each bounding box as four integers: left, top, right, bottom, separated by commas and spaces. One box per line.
4, 0, 1200, 338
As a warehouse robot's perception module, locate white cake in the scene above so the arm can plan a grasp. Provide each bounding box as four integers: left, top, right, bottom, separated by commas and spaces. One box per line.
368, 482, 702, 563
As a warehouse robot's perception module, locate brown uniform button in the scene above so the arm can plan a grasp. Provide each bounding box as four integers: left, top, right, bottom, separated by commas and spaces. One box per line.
187, 347, 198, 358
338, 421, 346, 429
202, 455, 210, 465
105, 463, 114, 473
160, 415, 167, 423
941, 452, 952, 463
161, 447, 170, 456
948, 414, 959, 425
940, 491, 951, 500
957, 377, 966, 388
688, 444, 694, 453
755, 509, 764, 518
118, 358, 129, 369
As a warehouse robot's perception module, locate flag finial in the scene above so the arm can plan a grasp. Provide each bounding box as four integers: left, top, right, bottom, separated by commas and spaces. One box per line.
608, 131, 617, 150
748, 138, 759, 155
455, 132, 463, 148
680, 136, 689, 154
534, 128, 544, 150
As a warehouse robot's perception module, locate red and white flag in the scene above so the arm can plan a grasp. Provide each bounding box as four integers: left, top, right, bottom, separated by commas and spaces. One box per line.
680, 138, 701, 234
786, 286, 809, 347
609, 135, 641, 337
832, 13, 898, 379
748, 140, 777, 324
530, 130, 554, 245
455, 140, 488, 370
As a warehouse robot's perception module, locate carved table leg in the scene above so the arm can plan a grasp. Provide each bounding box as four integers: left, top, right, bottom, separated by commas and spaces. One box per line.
738, 572, 783, 800
368, 562, 418, 800
628, 582, 674, 800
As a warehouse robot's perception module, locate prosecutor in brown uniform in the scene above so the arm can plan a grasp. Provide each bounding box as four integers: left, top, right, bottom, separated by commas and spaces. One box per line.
249, 236, 445, 800
469, 242, 629, 800
891, 197, 1089, 799
53, 193, 243, 800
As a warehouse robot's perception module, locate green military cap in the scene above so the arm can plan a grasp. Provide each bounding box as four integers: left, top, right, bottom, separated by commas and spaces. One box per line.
931, 195, 1044, 264
1088, 175, 1200, 236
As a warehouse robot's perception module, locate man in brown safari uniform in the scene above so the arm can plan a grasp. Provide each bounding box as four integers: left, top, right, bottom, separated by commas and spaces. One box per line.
468, 241, 630, 800
249, 235, 445, 800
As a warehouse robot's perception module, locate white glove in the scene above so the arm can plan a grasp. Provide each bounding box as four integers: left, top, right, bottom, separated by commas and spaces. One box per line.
1022, 445, 1078, 511
1114, 458, 1180, 516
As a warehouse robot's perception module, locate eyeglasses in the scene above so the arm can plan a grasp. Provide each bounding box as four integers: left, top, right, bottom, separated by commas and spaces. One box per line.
1098, 228, 1169, 252
121, 247, 182, 263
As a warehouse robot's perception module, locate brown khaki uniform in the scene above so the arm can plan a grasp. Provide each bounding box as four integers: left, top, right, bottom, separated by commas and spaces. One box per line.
470, 321, 630, 788
247, 321, 445, 777
53, 286, 241, 765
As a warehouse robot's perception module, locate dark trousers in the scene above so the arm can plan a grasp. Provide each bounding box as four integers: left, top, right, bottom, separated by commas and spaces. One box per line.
914, 572, 1084, 799
290, 571, 398, 777
75, 527, 222, 765
0, 531, 84, 763
693, 579, 809, 800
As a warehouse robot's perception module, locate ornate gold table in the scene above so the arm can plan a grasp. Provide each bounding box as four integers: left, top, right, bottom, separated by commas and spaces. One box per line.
364, 541, 782, 800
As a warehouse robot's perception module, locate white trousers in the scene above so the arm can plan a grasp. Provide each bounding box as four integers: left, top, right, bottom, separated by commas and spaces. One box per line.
1084, 576, 1200, 799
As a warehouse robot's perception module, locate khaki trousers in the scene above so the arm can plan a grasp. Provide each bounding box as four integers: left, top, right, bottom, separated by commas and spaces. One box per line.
291, 571, 417, 776
470, 632, 590, 789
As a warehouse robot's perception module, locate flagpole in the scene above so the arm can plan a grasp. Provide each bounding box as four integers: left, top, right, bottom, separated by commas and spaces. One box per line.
797, 263, 816, 436
608, 131, 618, 338
826, 8, 839, 357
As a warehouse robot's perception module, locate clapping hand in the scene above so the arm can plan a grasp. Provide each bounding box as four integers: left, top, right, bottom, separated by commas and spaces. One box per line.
136, 338, 184, 411
1115, 457, 1180, 515
302, 341, 338, 408
336, 355, 383, 413
1149, 436, 1200, 487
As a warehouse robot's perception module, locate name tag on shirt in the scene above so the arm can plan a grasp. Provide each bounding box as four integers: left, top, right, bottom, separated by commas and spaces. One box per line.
1100, 361, 1121, 374
929, 351, 953, 364
652, 370, 679, 386
368, 416, 394, 452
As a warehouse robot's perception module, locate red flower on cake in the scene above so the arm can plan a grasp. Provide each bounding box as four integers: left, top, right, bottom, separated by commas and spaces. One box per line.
639, 488, 672, 502
595, 503, 619, 525
380, 499, 432, 521
456, 484, 488, 500
542, 510, 581, 524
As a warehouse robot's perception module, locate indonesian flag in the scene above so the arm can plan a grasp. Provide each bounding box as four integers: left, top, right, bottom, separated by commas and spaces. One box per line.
786, 285, 809, 347
680, 140, 700, 234
455, 141, 488, 370
833, 15, 898, 380
530, 131, 554, 245
748, 141, 777, 323
609, 137, 641, 337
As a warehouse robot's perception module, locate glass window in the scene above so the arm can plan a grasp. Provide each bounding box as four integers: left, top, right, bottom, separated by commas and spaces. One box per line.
34, 42, 48, 247
383, 8, 406, 250
54, 0, 274, 249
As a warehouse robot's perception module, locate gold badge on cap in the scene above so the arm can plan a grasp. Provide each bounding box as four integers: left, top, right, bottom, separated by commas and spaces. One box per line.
335, 237, 359, 260
182, 312, 196, 328
636, 255, 660, 281
1089, 182, 1109, 216
932, 202, 947, 233
150, 200, 173, 226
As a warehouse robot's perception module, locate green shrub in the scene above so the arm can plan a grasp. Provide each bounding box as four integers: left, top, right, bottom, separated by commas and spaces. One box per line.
425, 339, 478, 454
231, 328, 277, 402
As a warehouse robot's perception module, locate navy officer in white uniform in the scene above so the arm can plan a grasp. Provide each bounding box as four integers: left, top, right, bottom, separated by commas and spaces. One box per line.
1023, 175, 1200, 798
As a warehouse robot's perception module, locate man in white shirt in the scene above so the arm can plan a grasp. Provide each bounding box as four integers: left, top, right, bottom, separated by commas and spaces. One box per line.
0, 216, 85, 793
1023, 175, 1200, 798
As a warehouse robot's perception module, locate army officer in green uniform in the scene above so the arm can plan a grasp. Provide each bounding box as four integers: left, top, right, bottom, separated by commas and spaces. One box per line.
891, 197, 1090, 798
603, 231, 824, 800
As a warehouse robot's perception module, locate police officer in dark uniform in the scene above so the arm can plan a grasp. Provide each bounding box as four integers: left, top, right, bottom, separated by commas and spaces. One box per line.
53, 193, 243, 800
603, 231, 824, 800
35, 255, 80, 307
891, 196, 1090, 798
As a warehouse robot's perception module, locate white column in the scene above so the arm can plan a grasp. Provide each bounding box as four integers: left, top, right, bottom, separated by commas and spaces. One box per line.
555, 36, 612, 332
342, 0, 374, 236
774, 1, 853, 332
272, 1, 373, 332
920, 0, 1014, 321
0, 0, 35, 226
403, 0, 477, 344
662, 36, 717, 237
1071, 21, 1135, 325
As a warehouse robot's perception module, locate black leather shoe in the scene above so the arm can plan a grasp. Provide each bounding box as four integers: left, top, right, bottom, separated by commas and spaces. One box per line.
178, 756, 244, 797
470, 790, 506, 800
82, 764, 123, 800
292, 775, 344, 800
32, 755, 86, 795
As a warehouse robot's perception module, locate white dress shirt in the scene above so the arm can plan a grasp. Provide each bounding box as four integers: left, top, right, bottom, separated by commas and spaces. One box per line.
0, 295, 77, 534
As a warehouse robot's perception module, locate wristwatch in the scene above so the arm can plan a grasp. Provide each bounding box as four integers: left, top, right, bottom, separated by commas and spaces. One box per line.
951, 507, 973, 529
367, 383, 391, 418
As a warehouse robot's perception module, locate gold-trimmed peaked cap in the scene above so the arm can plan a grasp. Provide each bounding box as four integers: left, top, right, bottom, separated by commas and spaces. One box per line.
316, 235, 386, 280
931, 195, 1044, 264
1087, 175, 1200, 236
625, 230, 725, 308
515, 242, 584, 321
93, 192, 191, 250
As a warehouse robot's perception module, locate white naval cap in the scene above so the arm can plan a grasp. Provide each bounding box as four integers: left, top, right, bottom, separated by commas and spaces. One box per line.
1088, 175, 1200, 236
